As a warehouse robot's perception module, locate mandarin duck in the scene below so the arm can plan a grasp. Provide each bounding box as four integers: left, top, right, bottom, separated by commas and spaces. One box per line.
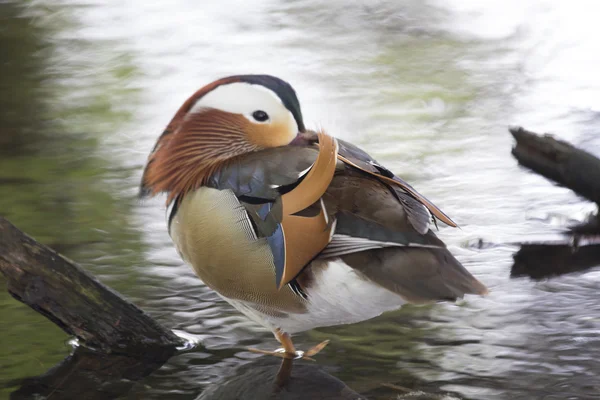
140, 74, 488, 359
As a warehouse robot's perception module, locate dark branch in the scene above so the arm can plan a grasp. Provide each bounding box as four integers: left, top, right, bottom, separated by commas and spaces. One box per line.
510, 126, 600, 206
0, 216, 183, 357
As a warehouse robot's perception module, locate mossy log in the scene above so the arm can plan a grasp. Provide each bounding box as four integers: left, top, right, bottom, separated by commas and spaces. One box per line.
0, 216, 183, 356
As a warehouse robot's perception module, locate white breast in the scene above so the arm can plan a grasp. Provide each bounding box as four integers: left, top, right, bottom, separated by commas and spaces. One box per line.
232, 258, 406, 334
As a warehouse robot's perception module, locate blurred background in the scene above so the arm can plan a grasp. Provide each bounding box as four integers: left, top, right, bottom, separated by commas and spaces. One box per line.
1, 0, 599, 399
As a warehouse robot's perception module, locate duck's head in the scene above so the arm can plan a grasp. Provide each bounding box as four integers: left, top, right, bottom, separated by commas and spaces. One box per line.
140, 74, 307, 203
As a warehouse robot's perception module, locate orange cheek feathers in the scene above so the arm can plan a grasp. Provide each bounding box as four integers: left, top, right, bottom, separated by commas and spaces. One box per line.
246, 120, 297, 148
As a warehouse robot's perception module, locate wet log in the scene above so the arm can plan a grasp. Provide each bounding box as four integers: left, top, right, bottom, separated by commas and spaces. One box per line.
510, 126, 600, 212
0, 216, 183, 357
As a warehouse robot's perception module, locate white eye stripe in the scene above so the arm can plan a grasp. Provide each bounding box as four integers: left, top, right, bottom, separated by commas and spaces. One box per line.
188, 81, 299, 136
190, 82, 282, 115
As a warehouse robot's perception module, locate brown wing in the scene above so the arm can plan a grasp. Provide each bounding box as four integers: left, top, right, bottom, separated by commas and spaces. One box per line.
335, 138, 457, 228
319, 167, 488, 302
341, 247, 488, 303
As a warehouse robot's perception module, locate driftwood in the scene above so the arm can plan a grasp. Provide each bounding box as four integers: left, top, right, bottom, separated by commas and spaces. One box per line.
0, 216, 183, 356
510, 126, 600, 233
509, 127, 600, 279
510, 126, 600, 207
0, 216, 183, 398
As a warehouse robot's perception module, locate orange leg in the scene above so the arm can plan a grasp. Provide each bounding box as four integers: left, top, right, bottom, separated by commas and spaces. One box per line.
275, 329, 297, 356
247, 328, 330, 361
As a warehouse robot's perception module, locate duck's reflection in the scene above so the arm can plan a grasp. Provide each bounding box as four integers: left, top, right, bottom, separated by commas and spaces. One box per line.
198, 357, 364, 400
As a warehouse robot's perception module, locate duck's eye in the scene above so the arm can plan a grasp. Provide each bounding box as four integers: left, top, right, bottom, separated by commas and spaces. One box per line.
252, 110, 269, 122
